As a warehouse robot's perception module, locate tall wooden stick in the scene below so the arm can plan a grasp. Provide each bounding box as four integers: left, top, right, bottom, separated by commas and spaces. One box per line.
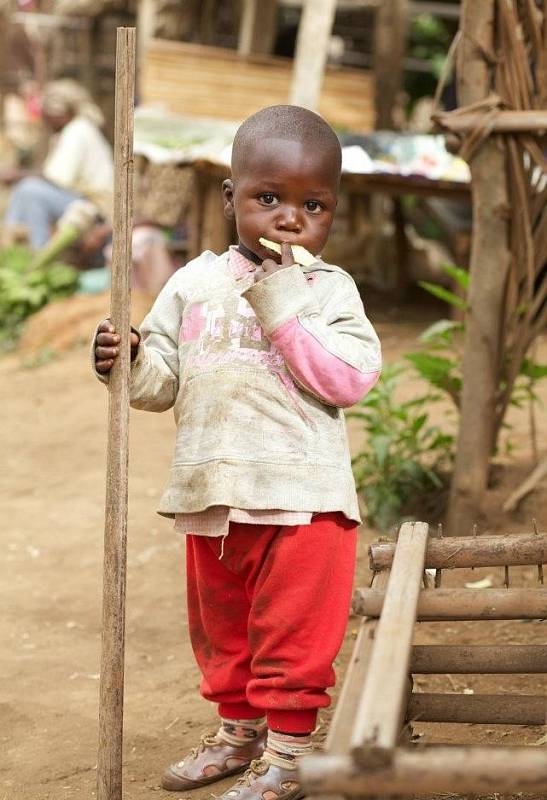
97, 26, 136, 800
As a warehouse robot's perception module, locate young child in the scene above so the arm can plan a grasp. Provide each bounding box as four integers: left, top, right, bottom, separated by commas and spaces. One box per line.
94, 105, 381, 800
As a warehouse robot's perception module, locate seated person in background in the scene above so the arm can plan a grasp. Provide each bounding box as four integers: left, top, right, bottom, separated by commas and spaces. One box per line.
2, 79, 113, 249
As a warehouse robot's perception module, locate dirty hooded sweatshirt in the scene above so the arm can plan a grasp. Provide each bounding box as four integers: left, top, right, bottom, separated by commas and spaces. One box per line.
104, 247, 382, 523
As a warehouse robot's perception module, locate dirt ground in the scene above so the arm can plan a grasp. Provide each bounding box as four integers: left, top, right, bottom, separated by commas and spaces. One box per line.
1, 292, 546, 800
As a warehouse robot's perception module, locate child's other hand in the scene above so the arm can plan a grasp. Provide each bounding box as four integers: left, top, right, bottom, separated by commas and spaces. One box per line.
95, 319, 140, 373
256, 242, 295, 282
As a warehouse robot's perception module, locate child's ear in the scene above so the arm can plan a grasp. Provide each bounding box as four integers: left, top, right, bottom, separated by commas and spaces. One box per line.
222, 179, 235, 220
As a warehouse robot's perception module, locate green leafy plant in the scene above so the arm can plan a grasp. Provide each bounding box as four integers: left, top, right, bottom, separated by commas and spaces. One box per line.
349, 364, 454, 531
408, 262, 547, 451
403, 265, 468, 408
0, 246, 78, 350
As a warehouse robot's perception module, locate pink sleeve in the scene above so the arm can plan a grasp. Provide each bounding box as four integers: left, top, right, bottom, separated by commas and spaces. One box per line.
269, 316, 380, 408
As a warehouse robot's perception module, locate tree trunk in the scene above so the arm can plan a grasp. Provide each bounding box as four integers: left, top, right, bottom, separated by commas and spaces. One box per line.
446, 0, 511, 533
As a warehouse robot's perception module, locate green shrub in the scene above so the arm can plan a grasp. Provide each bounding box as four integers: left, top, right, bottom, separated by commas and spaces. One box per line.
349, 364, 454, 531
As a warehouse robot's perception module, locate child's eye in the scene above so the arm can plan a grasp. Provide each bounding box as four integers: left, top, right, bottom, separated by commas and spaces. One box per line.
258, 193, 279, 206
305, 200, 322, 213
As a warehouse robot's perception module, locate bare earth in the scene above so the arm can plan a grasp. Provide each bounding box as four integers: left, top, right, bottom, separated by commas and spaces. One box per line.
1, 296, 546, 800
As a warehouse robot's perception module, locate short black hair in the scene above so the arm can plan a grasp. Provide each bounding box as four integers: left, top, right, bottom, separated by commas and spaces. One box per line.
232, 104, 341, 178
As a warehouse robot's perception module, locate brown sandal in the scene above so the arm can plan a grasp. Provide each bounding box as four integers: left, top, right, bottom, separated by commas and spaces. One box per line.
215, 758, 304, 800
162, 730, 267, 792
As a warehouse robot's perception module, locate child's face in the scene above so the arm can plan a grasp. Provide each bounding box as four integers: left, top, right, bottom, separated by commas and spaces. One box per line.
224, 137, 339, 262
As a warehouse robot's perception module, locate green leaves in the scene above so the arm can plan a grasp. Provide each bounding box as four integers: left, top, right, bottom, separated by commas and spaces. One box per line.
351, 364, 453, 532
419, 262, 469, 312
519, 358, 547, 381
438, 263, 470, 290
0, 246, 78, 350
420, 319, 463, 345
405, 352, 462, 406
418, 281, 467, 311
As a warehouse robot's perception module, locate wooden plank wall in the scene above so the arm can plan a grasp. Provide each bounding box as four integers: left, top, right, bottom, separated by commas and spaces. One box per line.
141, 39, 375, 132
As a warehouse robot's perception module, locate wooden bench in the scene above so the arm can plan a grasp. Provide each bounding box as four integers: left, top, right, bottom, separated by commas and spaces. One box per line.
300, 522, 547, 797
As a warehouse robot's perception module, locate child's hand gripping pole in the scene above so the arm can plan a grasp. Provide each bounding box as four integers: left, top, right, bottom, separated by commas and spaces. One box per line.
97, 27, 136, 800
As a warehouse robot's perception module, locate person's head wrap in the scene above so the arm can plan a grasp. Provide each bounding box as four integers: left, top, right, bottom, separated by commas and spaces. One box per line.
41, 79, 104, 128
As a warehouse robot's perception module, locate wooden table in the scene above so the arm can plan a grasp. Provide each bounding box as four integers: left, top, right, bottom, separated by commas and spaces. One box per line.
187, 158, 471, 292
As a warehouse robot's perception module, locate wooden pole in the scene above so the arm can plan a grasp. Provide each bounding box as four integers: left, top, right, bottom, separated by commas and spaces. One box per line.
289, 0, 337, 110
446, 0, 511, 532
238, 0, 278, 56
353, 587, 547, 621
300, 748, 547, 796
137, 0, 157, 64
408, 692, 547, 725
411, 644, 547, 674
433, 109, 547, 132
97, 27, 136, 800
373, 0, 409, 129
350, 522, 429, 766
369, 531, 547, 571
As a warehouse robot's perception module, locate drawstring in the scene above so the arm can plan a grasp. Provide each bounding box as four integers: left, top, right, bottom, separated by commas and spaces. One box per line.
219, 533, 228, 560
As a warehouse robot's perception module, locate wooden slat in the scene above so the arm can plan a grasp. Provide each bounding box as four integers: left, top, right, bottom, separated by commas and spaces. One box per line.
411, 644, 547, 673
300, 748, 547, 796
408, 692, 547, 725
350, 521, 429, 766
141, 39, 375, 132
354, 587, 547, 620
326, 571, 391, 756
369, 531, 547, 570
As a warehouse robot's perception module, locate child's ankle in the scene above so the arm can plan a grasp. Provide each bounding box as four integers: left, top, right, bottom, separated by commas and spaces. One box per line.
217, 716, 266, 747
262, 729, 313, 769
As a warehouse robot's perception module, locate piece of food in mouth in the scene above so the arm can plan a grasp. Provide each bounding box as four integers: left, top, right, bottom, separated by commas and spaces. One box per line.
258, 237, 317, 267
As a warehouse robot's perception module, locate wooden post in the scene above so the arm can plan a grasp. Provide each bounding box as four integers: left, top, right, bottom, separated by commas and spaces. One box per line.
446, 0, 511, 532
373, 0, 409, 129
0, 2, 10, 132
97, 27, 136, 800
238, 0, 278, 56
137, 0, 157, 63
289, 0, 337, 110
350, 522, 429, 766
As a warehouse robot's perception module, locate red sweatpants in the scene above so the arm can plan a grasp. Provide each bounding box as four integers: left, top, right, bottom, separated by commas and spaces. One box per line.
185, 512, 357, 734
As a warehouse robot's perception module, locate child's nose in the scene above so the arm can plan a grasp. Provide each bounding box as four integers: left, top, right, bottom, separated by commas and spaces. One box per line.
276, 206, 302, 233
